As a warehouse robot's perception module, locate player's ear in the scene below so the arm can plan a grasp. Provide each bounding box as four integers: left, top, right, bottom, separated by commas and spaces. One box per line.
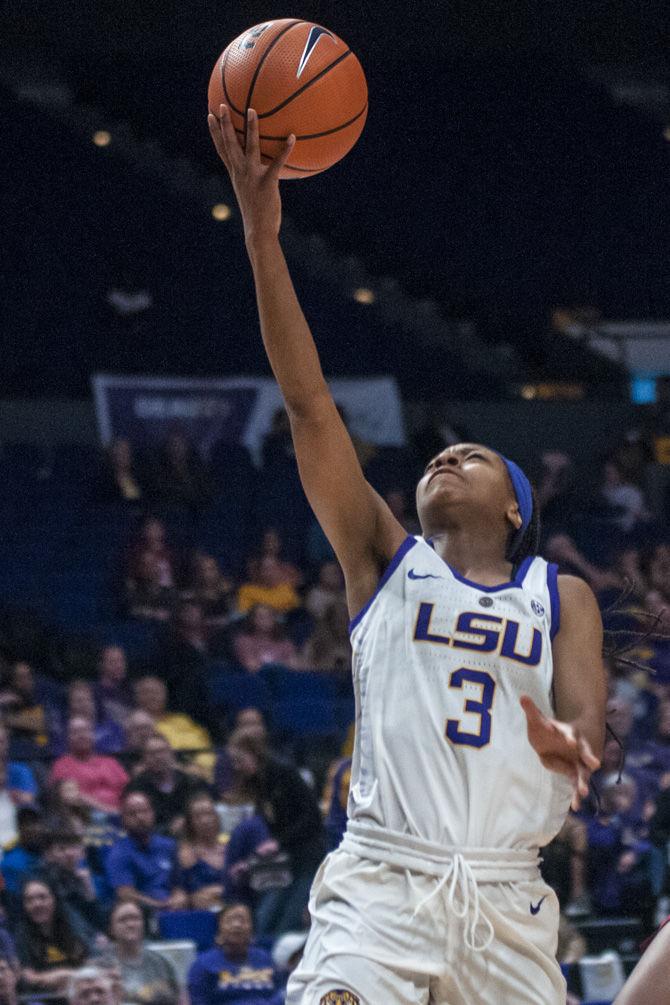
505, 501, 522, 532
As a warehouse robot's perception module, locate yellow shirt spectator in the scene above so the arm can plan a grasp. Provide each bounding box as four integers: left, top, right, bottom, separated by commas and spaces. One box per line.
236, 582, 300, 614
236, 556, 301, 614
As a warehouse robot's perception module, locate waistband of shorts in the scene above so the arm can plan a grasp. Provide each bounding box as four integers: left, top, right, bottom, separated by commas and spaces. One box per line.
341, 821, 541, 882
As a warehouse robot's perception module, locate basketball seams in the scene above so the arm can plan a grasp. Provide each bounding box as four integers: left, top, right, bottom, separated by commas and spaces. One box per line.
220, 49, 244, 117
259, 154, 317, 173
258, 49, 353, 119
234, 103, 367, 142
244, 20, 305, 116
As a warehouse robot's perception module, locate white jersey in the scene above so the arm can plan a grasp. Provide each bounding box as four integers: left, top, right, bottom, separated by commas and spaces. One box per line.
347, 535, 573, 851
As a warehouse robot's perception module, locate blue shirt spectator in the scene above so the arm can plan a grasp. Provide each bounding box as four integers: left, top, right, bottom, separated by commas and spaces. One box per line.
223, 814, 272, 906
188, 903, 279, 1005
6, 764, 37, 801
105, 791, 186, 911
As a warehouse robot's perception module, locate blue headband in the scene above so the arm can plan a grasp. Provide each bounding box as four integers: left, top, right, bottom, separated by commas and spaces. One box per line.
499, 455, 533, 554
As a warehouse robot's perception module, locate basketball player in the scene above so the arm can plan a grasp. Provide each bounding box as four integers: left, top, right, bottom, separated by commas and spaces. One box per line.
208, 106, 607, 1005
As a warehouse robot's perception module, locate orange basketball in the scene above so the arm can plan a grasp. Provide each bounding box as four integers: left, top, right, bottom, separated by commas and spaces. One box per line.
208, 19, 368, 179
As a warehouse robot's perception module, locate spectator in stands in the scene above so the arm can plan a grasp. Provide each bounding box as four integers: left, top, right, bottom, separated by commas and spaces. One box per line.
646, 542, 670, 604
233, 606, 298, 674
221, 813, 272, 908
234, 708, 268, 739
226, 730, 325, 936
541, 814, 591, 918
68, 968, 116, 1005
94, 646, 133, 729
57, 681, 125, 756
600, 458, 650, 534
544, 533, 620, 595
301, 598, 351, 673
0, 955, 20, 1005
0, 772, 18, 851
247, 529, 302, 590
127, 517, 176, 589
127, 733, 208, 834
213, 728, 261, 838
132, 677, 213, 776
586, 773, 655, 925
1, 805, 46, 899
50, 717, 129, 814
157, 604, 227, 733
613, 545, 648, 600
122, 712, 157, 775
304, 561, 345, 622
0, 660, 60, 759
169, 600, 226, 660
15, 877, 89, 998
36, 831, 107, 942
45, 780, 91, 837
182, 553, 234, 628
124, 551, 176, 623
535, 451, 578, 535
187, 902, 279, 1005
94, 438, 145, 505
107, 901, 180, 1005
632, 699, 670, 775
105, 791, 186, 912
0, 722, 37, 804
236, 558, 300, 616
148, 431, 210, 511
177, 793, 226, 910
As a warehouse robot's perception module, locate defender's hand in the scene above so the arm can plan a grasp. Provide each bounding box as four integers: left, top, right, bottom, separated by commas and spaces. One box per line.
207, 105, 295, 245
521, 695, 600, 810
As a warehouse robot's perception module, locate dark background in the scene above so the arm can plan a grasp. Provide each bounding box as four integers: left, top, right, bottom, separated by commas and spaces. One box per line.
1, 1, 669, 397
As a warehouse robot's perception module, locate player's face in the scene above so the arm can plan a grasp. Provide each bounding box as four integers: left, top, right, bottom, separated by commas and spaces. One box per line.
415, 443, 519, 541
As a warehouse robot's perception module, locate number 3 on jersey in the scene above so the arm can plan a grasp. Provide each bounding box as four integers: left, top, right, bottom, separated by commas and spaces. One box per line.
446, 668, 496, 748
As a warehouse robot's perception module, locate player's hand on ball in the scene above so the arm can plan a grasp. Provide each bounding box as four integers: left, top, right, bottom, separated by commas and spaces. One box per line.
520, 695, 601, 811
207, 105, 295, 245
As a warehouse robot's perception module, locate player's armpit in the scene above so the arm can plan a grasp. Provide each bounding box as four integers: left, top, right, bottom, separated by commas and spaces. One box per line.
288, 392, 407, 609
552, 574, 608, 762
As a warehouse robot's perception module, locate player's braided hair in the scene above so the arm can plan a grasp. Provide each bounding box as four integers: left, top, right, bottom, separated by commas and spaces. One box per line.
508, 485, 541, 569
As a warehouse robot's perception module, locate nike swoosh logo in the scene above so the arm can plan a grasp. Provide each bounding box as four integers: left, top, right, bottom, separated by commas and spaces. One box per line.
530, 896, 547, 915
408, 569, 443, 581
296, 26, 337, 78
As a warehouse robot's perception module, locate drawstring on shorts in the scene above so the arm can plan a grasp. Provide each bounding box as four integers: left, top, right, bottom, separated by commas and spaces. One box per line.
410, 853, 494, 952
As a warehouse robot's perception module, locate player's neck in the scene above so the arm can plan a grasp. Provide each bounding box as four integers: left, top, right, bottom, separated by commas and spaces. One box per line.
429, 529, 513, 586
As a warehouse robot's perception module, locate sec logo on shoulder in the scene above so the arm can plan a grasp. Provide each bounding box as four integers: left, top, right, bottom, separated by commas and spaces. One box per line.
531, 599, 545, 618
319, 992, 361, 1005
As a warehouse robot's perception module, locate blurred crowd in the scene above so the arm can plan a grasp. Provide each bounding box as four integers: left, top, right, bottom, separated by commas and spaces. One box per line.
3, 402, 670, 1002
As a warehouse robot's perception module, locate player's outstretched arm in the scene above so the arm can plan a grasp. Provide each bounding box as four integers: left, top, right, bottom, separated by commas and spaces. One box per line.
208, 107, 406, 605
521, 575, 606, 809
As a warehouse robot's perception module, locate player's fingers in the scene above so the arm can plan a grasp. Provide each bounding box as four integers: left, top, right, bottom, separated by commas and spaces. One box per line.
577, 735, 601, 771
218, 104, 244, 169
207, 114, 231, 169
576, 761, 591, 798
520, 695, 548, 727
245, 108, 261, 163
267, 133, 296, 181
540, 754, 578, 779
